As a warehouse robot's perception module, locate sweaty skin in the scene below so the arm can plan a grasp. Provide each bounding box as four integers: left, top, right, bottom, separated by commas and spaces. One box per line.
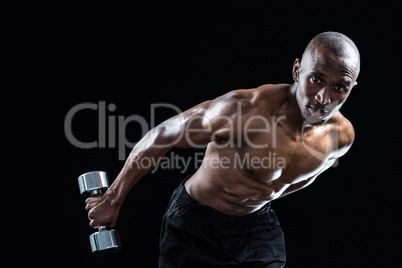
85, 33, 360, 227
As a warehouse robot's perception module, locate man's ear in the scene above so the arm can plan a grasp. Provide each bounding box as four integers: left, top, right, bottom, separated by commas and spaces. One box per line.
292, 58, 301, 82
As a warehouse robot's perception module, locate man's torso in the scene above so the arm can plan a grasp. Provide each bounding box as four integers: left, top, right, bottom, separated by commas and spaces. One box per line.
185, 84, 351, 215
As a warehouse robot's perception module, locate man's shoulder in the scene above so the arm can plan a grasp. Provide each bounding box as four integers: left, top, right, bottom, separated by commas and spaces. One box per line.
329, 112, 355, 153
210, 84, 291, 120
226, 84, 290, 107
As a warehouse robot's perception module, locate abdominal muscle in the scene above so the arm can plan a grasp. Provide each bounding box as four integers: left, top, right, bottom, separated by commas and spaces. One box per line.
184, 160, 290, 216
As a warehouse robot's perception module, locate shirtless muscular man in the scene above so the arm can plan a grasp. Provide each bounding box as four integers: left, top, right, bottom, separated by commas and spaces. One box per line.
85, 32, 360, 267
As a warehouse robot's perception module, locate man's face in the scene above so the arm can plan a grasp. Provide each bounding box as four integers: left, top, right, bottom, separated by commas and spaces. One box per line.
293, 46, 359, 126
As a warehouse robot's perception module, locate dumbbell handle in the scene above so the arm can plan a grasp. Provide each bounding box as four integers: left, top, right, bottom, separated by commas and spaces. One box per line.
90, 189, 107, 196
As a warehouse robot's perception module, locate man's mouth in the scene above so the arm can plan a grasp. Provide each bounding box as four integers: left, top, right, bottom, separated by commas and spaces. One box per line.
308, 105, 328, 118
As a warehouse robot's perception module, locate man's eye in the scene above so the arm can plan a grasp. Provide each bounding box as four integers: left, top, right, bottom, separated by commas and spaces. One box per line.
311, 76, 321, 83
335, 85, 347, 92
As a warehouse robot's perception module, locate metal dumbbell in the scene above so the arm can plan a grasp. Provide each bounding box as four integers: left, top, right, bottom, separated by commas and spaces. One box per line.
78, 171, 122, 254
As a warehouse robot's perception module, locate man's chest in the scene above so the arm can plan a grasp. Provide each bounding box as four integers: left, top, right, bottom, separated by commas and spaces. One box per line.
234, 126, 337, 184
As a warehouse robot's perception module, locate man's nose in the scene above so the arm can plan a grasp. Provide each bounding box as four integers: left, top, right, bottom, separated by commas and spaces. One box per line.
315, 88, 332, 105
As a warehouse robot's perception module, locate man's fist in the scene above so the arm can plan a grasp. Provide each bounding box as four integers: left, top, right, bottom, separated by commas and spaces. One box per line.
85, 193, 120, 229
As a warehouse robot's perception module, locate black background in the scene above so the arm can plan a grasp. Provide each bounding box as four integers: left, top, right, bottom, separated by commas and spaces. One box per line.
17, 1, 401, 267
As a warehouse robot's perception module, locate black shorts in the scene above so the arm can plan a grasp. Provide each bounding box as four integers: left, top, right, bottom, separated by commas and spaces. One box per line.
159, 179, 286, 267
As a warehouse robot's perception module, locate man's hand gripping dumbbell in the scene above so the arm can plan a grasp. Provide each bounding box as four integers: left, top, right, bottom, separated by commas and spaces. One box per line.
78, 171, 122, 254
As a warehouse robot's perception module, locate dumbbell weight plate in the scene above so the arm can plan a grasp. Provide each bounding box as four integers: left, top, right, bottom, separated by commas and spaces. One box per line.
89, 229, 122, 254
78, 171, 109, 196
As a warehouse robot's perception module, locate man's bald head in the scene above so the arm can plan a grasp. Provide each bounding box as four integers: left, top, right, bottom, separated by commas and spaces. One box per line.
302, 31, 360, 75
292, 32, 361, 126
